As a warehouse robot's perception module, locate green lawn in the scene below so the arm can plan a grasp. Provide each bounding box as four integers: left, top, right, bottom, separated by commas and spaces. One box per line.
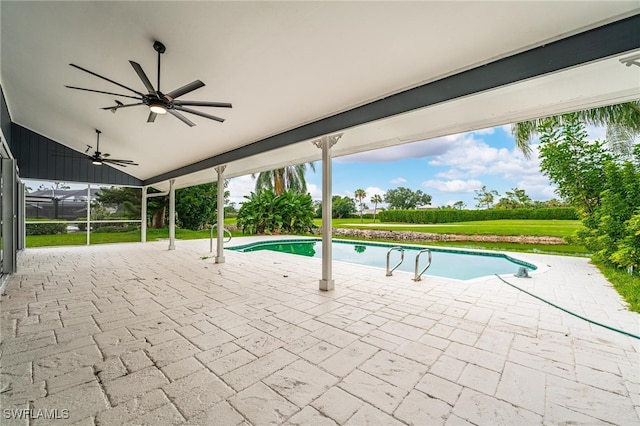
315, 218, 582, 238
28, 218, 582, 252
26, 227, 245, 248
594, 261, 640, 313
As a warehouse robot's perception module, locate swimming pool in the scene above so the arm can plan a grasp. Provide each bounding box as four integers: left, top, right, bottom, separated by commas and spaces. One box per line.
230, 239, 536, 280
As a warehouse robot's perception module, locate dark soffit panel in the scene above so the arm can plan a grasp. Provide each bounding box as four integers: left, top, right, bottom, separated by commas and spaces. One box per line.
144, 14, 640, 186
9, 124, 142, 186
1, 85, 12, 147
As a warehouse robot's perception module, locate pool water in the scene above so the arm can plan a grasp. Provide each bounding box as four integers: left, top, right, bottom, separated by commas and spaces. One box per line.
231, 239, 536, 280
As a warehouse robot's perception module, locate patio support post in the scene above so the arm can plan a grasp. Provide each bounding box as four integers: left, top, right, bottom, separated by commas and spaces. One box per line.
86, 184, 91, 246
141, 186, 147, 243
169, 179, 176, 250
313, 133, 342, 291
215, 165, 227, 264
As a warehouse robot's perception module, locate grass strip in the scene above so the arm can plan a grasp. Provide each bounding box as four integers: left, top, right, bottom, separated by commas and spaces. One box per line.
593, 261, 640, 314
319, 219, 582, 238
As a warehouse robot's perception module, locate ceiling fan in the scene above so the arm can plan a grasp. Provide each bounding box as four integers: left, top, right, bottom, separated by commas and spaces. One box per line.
66, 41, 232, 127
58, 130, 138, 167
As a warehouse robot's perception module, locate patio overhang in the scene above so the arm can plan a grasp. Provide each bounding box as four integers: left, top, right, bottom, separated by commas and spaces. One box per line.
1, 2, 638, 190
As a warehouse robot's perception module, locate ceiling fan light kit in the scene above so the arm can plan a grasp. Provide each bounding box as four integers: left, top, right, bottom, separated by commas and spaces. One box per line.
66, 40, 232, 127
149, 101, 167, 115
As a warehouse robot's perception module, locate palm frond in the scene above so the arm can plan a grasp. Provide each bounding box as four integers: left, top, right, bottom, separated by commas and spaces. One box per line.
511, 101, 640, 158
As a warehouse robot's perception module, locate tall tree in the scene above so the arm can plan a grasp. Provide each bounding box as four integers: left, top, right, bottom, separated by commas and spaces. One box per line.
253, 163, 316, 195
538, 114, 614, 215
331, 196, 356, 219
496, 187, 532, 209
175, 181, 229, 230
354, 189, 367, 223
96, 187, 142, 219
474, 185, 499, 209
370, 194, 383, 222
452, 201, 466, 210
538, 116, 640, 272
384, 187, 432, 210
511, 101, 640, 158
97, 186, 167, 228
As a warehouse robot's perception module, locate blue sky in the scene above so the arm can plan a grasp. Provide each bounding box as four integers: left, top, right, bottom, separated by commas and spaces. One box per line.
229, 124, 606, 209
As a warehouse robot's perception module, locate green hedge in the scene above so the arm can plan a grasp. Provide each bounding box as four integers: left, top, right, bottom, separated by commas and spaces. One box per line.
76, 218, 132, 231
92, 224, 140, 233
378, 207, 578, 224
26, 221, 67, 235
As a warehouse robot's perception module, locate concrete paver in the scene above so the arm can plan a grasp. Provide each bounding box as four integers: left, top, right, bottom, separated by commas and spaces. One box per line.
0, 238, 638, 424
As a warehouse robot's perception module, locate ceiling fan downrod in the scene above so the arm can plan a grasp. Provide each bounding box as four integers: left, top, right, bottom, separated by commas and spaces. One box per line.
153, 41, 165, 93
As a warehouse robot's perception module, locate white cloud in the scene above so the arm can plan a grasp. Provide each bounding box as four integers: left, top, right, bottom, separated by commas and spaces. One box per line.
422, 179, 483, 193
514, 173, 558, 200
429, 136, 542, 180
365, 186, 386, 198
499, 124, 512, 135
307, 183, 322, 200
227, 175, 256, 205
470, 127, 495, 135
390, 177, 407, 184
424, 137, 562, 200
335, 134, 465, 163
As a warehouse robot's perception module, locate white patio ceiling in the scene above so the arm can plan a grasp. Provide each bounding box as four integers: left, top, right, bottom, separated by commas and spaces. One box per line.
2, 1, 639, 191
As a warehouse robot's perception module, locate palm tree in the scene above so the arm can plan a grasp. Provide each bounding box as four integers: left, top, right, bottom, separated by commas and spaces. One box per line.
253, 163, 316, 195
511, 101, 640, 158
370, 194, 382, 222
354, 189, 366, 223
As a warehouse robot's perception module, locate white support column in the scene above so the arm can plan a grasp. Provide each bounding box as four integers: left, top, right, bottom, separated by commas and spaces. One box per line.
215, 165, 227, 264
312, 133, 342, 291
168, 179, 176, 250
86, 184, 91, 246
141, 186, 147, 243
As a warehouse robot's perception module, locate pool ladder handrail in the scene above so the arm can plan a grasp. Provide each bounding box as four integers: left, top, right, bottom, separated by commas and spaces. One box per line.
386, 246, 405, 276
209, 224, 232, 253
413, 248, 432, 281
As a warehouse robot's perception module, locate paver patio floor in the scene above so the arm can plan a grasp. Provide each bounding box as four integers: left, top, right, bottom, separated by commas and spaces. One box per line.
1, 238, 638, 425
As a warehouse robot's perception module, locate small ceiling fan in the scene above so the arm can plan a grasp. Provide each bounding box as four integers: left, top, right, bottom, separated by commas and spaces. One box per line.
66, 41, 232, 127
59, 130, 138, 167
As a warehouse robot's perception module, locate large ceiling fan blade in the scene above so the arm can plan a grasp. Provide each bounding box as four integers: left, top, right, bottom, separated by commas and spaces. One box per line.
166, 80, 205, 100
100, 102, 144, 110
168, 109, 196, 127
69, 64, 144, 97
129, 61, 157, 94
105, 159, 138, 166
65, 86, 141, 101
173, 100, 232, 108
147, 112, 157, 123
175, 106, 225, 123
102, 160, 127, 168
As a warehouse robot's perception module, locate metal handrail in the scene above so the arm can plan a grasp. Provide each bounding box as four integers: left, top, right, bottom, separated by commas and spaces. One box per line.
210, 224, 232, 253
386, 246, 405, 276
413, 248, 432, 281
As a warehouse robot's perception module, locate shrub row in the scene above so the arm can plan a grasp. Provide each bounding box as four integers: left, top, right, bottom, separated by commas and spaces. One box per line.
91, 224, 140, 233
378, 207, 578, 224
25, 222, 67, 235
